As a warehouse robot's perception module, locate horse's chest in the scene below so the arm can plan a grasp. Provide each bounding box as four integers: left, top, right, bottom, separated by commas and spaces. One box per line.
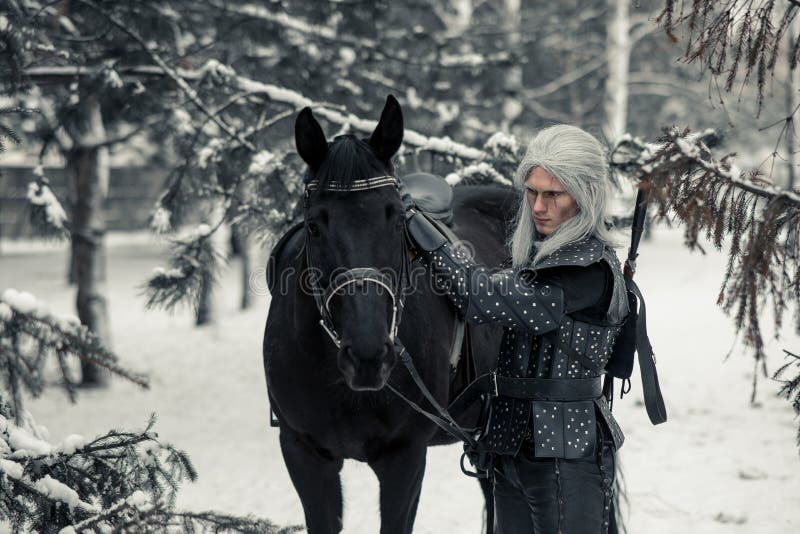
269, 366, 399, 458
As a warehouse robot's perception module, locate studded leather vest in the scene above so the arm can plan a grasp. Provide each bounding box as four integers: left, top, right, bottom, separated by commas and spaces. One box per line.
421, 236, 629, 459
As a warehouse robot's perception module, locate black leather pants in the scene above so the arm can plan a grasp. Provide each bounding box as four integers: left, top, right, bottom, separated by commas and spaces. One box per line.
492, 424, 616, 534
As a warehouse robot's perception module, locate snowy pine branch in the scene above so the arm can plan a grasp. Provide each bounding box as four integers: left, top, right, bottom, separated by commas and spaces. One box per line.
201, 0, 513, 70
0, 409, 292, 533
657, 0, 800, 115
26, 166, 69, 239
0, 289, 149, 421
612, 127, 800, 371
143, 225, 223, 312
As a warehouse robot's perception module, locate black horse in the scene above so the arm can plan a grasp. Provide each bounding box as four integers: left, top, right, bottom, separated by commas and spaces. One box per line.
263, 96, 516, 534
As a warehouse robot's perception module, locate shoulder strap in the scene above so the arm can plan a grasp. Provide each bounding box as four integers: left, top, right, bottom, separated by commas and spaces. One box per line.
627, 277, 667, 425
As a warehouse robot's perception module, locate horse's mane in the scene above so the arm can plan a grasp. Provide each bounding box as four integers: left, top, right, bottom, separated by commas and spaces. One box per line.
312, 135, 393, 196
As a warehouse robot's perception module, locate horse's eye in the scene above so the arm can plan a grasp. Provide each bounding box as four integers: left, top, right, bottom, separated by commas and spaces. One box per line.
307, 222, 320, 237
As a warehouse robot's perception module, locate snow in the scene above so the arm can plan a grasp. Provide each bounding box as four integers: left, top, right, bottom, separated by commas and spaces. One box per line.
104, 69, 124, 89
226, 73, 488, 160
0, 459, 24, 480
152, 267, 185, 279
338, 47, 356, 66
27, 181, 69, 229
2, 288, 38, 314
172, 108, 194, 135
35, 475, 94, 512
1, 289, 81, 334
150, 205, 172, 233
484, 131, 520, 156
2, 227, 799, 532
248, 150, 276, 175
195, 223, 212, 237
57, 435, 86, 455
197, 139, 225, 169
445, 173, 462, 186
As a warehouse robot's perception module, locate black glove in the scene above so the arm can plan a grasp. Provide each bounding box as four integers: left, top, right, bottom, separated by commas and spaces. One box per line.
405, 209, 447, 252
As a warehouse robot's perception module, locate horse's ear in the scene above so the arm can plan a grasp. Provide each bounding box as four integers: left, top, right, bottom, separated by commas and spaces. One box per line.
295, 107, 328, 170
368, 95, 404, 162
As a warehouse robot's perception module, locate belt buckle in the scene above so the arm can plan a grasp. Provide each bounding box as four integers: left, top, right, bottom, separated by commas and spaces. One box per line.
491, 370, 498, 397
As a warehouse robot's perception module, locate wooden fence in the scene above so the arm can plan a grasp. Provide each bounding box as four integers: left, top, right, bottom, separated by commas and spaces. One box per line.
0, 166, 166, 240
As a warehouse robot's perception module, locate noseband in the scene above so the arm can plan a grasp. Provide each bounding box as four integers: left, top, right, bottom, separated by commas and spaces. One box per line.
302, 175, 410, 348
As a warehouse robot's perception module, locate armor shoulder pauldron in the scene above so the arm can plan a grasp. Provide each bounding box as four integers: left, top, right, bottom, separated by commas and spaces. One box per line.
531, 237, 606, 271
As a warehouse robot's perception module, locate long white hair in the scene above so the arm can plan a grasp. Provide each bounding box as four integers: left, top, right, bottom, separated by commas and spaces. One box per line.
508, 124, 622, 268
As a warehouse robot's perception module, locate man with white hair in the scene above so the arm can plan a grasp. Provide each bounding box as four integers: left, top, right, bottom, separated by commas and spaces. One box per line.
406, 125, 635, 533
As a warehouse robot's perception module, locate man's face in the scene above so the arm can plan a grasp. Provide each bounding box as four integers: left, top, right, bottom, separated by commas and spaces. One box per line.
524, 167, 579, 236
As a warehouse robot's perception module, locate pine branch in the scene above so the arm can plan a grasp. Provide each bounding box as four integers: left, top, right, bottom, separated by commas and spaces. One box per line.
774, 350, 800, 452
143, 225, 224, 312
656, 0, 799, 114
612, 127, 800, 370
201, 0, 513, 70
0, 409, 295, 533
21, 64, 492, 161
0, 289, 149, 422
73, 0, 258, 152
26, 168, 70, 239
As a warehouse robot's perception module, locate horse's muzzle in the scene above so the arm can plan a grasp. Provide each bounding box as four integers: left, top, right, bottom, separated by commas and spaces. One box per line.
338, 341, 397, 391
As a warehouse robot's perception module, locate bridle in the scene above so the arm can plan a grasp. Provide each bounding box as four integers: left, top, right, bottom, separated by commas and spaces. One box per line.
302, 175, 411, 349
300, 173, 483, 471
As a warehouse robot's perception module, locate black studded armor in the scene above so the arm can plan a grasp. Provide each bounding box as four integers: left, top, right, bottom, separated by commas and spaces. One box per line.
415, 223, 629, 459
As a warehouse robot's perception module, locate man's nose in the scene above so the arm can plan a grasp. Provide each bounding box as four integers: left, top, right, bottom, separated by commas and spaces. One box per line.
533, 195, 548, 213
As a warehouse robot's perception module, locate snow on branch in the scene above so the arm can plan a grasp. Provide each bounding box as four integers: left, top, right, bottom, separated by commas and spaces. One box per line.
228, 74, 488, 160
203, 1, 512, 69
143, 224, 223, 312
0, 289, 149, 421
612, 127, 800, 370
26, 166, 69, 239
0, 410, 294, 533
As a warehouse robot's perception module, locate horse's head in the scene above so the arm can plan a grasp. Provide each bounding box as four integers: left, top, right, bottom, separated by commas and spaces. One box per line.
295, 95, 405, 391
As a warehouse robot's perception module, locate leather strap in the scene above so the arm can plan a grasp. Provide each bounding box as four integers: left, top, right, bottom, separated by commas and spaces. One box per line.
449, 375, 603, 419
429, 217, 468, 368
388, 340, 478, 447
628, 277, 667, 425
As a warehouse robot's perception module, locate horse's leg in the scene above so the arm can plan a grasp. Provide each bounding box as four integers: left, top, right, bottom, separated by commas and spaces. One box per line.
369, 443, 427, 534
279, 427, 344, 534
478, 476, 495, 534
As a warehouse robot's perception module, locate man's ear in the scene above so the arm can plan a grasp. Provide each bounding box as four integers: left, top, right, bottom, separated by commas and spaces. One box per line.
368, 95, 404, 162
295, 107, 328, 170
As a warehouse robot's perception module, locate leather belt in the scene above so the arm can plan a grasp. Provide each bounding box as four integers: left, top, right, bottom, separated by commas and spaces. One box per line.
449, 375, 603, 418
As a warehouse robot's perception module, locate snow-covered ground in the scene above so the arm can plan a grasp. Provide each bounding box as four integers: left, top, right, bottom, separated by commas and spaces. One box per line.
2, 227, 798, 533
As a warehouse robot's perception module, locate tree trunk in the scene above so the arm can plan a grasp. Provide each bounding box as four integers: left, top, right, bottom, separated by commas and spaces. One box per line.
502, 0, 523, 130
68, 97, 111, 386
195, 266, 214, 326
603, 0, 630, 143
232, 224, 251, 310
195, 203, 226, 326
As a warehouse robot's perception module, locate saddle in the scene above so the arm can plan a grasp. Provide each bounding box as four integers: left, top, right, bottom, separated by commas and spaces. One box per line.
400, 172, 454, 225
